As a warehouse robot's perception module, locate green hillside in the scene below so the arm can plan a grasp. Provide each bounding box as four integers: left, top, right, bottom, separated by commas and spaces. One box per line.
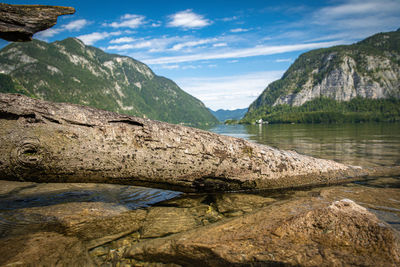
0, 38, 218, 126
242, 29, 400, 124
209, 108, 248, 122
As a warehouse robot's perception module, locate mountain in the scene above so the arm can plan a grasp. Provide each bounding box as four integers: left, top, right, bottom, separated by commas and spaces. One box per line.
0, 38, 218, 126
209, 108, 248, 122
243, 29, 400, 123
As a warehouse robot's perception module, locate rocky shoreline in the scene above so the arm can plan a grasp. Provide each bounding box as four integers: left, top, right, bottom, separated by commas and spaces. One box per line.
1, 179, 400, 266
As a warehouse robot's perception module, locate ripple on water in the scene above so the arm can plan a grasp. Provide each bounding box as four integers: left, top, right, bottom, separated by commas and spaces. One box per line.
0, 181, 182, 238
368, 208, 400, 232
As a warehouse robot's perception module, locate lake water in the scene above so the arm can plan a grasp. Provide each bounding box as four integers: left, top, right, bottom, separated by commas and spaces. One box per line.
207, 122, 400, 226
1, 122, 400, 265
209, 122, 400, 167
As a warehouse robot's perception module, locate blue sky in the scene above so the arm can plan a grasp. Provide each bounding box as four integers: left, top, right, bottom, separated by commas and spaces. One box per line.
1, 0, 400, 110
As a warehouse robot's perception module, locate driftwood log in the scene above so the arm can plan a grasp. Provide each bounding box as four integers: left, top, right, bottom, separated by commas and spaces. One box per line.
2, 93, 396, 192
0, 3, 75, 42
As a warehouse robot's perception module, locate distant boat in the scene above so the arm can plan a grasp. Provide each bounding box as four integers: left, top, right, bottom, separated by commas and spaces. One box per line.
256, 119, 268, 124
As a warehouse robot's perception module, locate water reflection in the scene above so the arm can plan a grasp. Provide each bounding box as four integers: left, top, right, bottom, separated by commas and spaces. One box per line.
209, 123, 400, 167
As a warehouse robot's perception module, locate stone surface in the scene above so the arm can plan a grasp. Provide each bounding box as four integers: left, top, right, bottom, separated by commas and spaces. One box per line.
141, 207, 200, 238
318, 183, 400, 231
0, 3, 75, 42
0, 232, 93, 266
0, 200, 147, 241
0, 180, 160, 245
125, 198, 400, 266
1, 93, 387, 193
214, 193, 276, 217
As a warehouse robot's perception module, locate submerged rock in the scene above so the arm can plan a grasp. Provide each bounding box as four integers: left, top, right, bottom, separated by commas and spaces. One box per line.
125, 198, 400, 266
141, 207, 199, 238
0, 232, 93, 266
0, 180, 171, 246
1, 179, 400, 266
214, 193, 275, 217
318, 182, 400, 231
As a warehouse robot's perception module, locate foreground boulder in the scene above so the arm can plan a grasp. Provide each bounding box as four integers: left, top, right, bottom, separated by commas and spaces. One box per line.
125, 198, 400, 266
0, 3, 75, 42
0, 93, 375, 192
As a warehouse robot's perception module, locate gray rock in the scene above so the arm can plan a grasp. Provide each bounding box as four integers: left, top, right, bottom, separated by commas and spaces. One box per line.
0, 3, 75, 42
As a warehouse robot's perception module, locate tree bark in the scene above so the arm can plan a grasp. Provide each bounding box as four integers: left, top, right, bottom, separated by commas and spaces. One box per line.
0, 3, 75, 42
0, 93, 396, 192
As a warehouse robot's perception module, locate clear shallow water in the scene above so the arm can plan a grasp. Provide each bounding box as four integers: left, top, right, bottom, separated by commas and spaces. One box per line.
0, 182, 181, 238
210, 123, 400, 167
0, 184, 181, 211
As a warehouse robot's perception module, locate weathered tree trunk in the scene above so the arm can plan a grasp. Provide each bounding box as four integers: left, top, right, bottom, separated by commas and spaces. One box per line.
0, 93, 397, 192
0, 3, 75, 42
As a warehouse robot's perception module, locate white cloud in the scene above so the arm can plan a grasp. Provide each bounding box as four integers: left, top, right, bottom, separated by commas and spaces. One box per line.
105, 14, 146, 29
160, 64, 180, 69
122, 14, 136, 19
107, 40, 153, 50
36, 28, 61, 38
77, 31, 121, 45
107, 35, 218, 53
132, 41, 153, 48
176, 71, 284, 110
35, 19, 89, 39
151, 21, 162, 27
213, 42, 228, 47
313, 0, 400, 34
318, 0, 399, 19
109, 37, 135, 44
107, 44, 135, 50
171, 38, 215, 51
275, 58, 292, 62
230, 28, 249, 33
168, 9, 211, 29
64, 19, 89, 31
182, 65, 201, 70
221, 16, 239, 22
143, 41, 341, 64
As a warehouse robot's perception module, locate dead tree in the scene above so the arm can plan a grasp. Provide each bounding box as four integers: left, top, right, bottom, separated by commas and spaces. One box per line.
0, 93, 381, 192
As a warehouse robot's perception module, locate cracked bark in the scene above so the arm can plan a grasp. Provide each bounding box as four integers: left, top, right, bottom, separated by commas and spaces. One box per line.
0, 93, 399, 192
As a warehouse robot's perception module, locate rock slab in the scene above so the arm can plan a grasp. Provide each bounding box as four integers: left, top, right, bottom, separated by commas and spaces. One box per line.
125, 199, 400, 266
0, 3, 75, 42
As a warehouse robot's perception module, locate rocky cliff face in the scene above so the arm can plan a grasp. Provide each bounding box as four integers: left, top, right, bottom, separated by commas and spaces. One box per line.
274, 54, 399, 107
248, 29, 400, 113
0, 38, 218, 126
